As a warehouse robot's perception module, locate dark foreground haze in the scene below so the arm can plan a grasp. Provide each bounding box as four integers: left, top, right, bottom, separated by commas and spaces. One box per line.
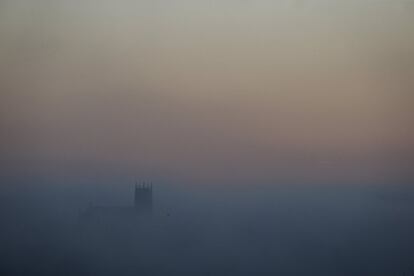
1, 177, 414, 276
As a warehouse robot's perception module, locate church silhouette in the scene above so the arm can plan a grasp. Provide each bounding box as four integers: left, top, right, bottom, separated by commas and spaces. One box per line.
80, 182, 153, 223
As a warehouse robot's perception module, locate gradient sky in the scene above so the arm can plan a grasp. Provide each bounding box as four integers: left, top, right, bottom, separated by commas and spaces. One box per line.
0, 0, 413, 184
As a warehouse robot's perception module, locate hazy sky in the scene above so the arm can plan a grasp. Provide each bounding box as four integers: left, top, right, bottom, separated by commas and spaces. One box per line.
0, 0, 413, 183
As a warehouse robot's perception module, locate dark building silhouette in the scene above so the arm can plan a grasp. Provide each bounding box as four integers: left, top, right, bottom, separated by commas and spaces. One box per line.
80, 182, 153, 224
134, 182, 153, 212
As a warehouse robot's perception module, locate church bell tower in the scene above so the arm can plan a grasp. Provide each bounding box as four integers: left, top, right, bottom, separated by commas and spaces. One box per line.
134, 182, 153, 213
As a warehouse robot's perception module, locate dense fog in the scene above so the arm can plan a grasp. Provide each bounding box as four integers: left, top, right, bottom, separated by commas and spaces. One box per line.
1, 1, 413, 275
1, 176, 413, 276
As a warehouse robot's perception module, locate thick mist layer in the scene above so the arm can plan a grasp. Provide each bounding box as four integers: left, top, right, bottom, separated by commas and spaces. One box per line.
0, 1, 413, 275
1, 181, 414, 275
